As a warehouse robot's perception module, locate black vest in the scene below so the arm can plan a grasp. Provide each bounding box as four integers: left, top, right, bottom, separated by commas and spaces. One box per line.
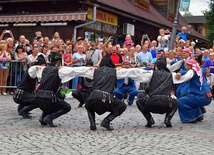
93, 67, 116, 93
148, 70, 174, 95
17, 71, 37, 93
39, 66, 61, 93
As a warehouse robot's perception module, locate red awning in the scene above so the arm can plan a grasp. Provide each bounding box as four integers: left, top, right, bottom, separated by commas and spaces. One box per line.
0, 12, 87, 23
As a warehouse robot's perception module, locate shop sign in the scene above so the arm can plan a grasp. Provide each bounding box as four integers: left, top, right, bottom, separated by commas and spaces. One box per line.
87, 7, 118, 26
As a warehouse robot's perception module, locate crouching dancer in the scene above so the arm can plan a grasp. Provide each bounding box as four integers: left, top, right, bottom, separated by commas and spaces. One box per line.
35, 52, 71, 127
13, 55, 46, 118
136, 57, 178, 127
85, 55, 127, 131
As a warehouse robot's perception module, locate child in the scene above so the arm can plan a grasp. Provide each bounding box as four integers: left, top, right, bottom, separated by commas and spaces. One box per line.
124, 34, 133, 47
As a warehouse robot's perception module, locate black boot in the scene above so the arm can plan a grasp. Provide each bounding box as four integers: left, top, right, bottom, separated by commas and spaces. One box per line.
87, 111, 96, 130
77, 102, 84, 108
43, 106, 71, 127
39, 113, 47, 126
101, 112, 120, 130
164, 107, 177, 127
17, 104, 25, 115
142, 112, 155, 128
18, 103, 38, 119
200, 106, 206, 114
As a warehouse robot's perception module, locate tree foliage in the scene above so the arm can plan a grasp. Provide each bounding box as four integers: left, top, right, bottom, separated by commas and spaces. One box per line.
183, 12, 193, 16
204, 0, 214, 41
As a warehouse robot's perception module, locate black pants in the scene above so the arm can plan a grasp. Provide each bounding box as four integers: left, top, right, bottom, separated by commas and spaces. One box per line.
72, 89, 91, 104
13, 90, 37, 106
136, 96, 178, 115
85, 98, 127, 115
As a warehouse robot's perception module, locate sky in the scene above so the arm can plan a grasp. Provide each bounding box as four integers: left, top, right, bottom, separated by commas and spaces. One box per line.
188, 0, 210, 15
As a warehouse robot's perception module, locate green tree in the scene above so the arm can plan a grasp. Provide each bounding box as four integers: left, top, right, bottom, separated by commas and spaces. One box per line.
183, 12, 193, 16
204, 0, 214, 41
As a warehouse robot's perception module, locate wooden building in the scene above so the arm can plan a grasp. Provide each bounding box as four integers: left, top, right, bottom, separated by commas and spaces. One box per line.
0, 0, 211, 47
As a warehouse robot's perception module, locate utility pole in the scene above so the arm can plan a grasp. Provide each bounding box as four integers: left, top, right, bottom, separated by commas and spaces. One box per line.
169, 0, 181, 51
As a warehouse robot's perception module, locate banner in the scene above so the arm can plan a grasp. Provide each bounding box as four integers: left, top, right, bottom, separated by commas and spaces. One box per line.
179, 0, 191, 12
87, 7, 118, 26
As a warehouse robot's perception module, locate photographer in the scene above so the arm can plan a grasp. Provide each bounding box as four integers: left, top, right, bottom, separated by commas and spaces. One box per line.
86, 41, 102, 67
0, 30, 15, 42
157, 28, 171, 52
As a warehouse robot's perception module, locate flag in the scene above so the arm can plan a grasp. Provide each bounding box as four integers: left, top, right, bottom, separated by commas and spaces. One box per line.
179, 0, 191, 12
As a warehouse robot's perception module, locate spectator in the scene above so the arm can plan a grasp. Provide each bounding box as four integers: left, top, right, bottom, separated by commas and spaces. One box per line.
176, 26, 192, 42
137, 44, 153, 67
0, 44, 11, 95
14, 45, 28, 85
110, 45, 122, 66
86, 41, 102, 67
28, 46, 39, 66
114, 60, 138, 106
157, 28, 171, 52
202, 49, 210, 62
125, 47, 140, 68
64, 46, 73, 67
72, 44, 86, 89
52, 32, 60, 41
204, 52, 214, 74
135, 44, 142, 54
150, 40, 158, 58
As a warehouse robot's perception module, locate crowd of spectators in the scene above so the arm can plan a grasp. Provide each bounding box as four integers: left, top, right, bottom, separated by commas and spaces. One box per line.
0, 26, 214, 97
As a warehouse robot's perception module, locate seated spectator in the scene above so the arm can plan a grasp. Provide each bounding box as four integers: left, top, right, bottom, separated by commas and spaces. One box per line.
114, 60, 138, 105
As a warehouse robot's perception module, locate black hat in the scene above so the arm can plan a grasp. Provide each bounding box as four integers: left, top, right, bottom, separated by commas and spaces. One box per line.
34, 54, 46, 66
50, 52, 62, 65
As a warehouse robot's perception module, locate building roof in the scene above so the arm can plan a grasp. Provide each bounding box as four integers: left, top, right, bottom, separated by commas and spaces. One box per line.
184, 16, 207, 24
93, 0, 210, 43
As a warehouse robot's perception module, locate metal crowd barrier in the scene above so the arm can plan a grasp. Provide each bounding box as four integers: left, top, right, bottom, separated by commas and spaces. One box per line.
0, 60, 28, 91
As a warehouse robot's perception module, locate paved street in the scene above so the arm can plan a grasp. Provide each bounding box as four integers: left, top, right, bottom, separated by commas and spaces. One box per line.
0, 95, 214, 155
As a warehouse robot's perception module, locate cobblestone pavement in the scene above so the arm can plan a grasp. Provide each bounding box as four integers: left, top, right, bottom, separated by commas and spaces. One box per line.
0, 95, 214, 155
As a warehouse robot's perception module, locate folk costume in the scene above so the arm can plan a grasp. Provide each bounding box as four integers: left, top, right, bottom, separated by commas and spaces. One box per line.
13, 55, 46, 119
85, 54, 127, 130
136, 57, 178, 127
36, 52, 71, 127
177, 59, 212, 123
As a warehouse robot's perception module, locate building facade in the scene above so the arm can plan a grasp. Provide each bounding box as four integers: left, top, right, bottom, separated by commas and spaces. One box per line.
0, 0, 211, 47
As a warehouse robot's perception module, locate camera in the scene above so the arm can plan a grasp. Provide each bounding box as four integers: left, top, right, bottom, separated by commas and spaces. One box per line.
5, 30, 10, 33
143, 34, 148, 39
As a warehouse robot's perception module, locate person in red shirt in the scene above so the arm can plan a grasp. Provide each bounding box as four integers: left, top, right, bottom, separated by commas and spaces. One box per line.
110, 45, 122, 67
